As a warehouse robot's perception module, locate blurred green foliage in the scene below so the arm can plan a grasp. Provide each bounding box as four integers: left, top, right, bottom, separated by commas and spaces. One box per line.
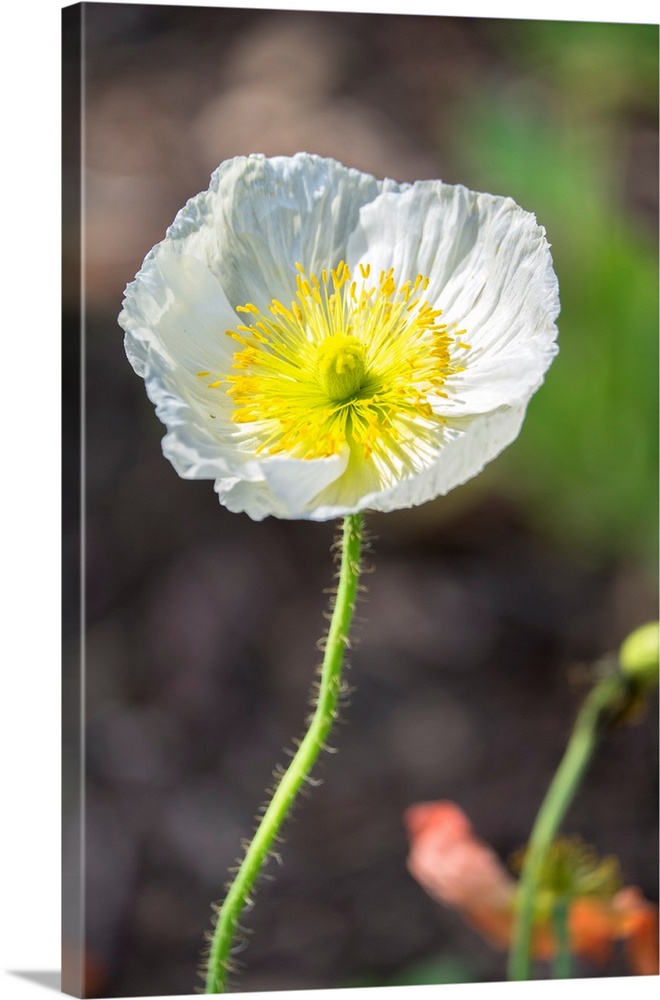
490, 20, 658, 115
346, 952, 486, 987
452, 22, 658, 566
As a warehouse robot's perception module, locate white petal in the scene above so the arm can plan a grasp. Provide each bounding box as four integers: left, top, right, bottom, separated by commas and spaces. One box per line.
365, 407, 528, 513
120, 247, 237, 381
259, 451, 349, 517
347, 182, 485, 305
164, 153, 405, 310
433, 341, 558, 416
297, 444, 388, 517
142, 355, 245, 481
213, 450, 348, 521
224, 405, 528, 521
214, 478, 287, 521
347, 181, 559, 415
303, 406, 528, 520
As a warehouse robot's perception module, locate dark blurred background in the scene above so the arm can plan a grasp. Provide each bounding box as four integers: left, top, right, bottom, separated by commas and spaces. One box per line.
62, 4, 658, 996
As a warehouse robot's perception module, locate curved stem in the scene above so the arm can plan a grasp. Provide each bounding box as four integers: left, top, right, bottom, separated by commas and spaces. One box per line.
507, 670, 628, 981
204, 513, 364, 993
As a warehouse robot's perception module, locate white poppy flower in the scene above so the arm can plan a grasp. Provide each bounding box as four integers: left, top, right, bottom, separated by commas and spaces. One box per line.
120, 153, 559, 521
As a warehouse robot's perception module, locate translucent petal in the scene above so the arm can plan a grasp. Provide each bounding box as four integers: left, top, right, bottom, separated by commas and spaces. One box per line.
305, 407, 527, 520
165, 153, 404, 311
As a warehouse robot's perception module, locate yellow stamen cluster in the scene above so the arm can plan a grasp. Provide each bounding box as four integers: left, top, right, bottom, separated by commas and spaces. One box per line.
200, 261, 469, 481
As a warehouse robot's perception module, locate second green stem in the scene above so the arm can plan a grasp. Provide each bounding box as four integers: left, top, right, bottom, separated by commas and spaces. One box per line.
507, 670, 630, 981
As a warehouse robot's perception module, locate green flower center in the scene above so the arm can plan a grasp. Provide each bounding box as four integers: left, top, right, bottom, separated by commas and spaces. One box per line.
316, 335, 367, 401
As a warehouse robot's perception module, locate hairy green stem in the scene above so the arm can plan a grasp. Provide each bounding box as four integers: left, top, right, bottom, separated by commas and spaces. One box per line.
204, 513, 364, 993
507, 670, 629, 981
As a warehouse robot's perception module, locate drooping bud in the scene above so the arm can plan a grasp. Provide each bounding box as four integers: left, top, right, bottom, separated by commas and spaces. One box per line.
619, 622, 659, 688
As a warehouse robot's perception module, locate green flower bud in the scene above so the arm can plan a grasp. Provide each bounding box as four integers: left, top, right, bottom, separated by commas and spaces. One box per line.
619, 622, 659, 688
